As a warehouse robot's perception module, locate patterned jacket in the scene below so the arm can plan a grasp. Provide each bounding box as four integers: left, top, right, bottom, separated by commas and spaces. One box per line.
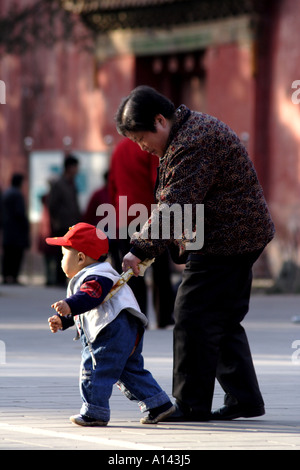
130, 105, 275, 261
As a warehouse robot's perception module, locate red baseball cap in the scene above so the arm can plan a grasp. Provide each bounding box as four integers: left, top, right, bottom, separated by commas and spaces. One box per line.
46, 223, 109, 260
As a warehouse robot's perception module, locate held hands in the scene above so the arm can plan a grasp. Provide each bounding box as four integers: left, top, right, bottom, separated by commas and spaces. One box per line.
122, 253, 141, 276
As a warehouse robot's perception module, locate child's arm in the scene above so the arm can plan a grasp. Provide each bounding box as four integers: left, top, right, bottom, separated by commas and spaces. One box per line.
58, 275, 113, 317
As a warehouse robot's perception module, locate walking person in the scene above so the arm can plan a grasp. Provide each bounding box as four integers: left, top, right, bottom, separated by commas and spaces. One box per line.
47, 154, 81, 285
115, 85, 275, 421
47, 223, 174, 426
1, 173, 30, 284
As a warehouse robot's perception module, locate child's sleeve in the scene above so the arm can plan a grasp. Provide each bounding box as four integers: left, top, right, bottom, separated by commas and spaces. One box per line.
63, 275, 114, 316
59, 314, 75, 330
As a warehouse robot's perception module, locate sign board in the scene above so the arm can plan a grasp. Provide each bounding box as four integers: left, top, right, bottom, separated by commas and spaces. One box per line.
29, 150, 109, 223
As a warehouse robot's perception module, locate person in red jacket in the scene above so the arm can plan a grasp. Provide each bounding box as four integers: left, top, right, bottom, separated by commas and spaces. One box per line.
109, 138, 175, 327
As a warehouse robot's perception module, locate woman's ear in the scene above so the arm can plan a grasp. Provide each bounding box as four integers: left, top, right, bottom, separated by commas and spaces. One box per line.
155, 114, 167, 128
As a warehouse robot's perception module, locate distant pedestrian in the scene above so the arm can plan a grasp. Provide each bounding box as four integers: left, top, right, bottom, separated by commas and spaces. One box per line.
47, 154, 81, 285
84, 170, 110, 227
83, 170, 120, 271
0, 186, 2, 231
46, 223, 174, 426
1, 173, 30, 284
37, 192, 56, 286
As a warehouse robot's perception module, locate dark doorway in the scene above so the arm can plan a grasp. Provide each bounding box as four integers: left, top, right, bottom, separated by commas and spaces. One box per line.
135, 50, 207, 111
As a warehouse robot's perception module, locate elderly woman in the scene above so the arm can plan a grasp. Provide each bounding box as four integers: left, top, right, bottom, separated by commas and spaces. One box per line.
115, 86, 275, 422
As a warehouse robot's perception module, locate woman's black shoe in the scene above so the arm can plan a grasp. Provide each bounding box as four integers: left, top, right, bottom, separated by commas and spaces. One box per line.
211, 403, 265, 420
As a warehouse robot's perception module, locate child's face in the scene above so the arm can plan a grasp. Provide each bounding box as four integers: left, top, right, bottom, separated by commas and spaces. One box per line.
61, 246, 81, 278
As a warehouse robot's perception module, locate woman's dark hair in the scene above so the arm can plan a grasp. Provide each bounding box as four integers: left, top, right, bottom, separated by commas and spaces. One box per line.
115, 86, 175, 136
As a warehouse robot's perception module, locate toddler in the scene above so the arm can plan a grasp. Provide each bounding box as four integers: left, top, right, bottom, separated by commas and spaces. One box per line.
47, 223, 174, 426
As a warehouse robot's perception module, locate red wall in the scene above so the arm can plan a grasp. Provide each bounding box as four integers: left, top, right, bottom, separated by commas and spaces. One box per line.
96, 54, 136, 143
204, 43, 255, 158
1, 0, 300, 279
0, 0, 135, 191
263, 0, 300, 272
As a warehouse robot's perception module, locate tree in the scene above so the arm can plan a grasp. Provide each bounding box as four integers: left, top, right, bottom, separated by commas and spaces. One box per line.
0, 0, 94, 56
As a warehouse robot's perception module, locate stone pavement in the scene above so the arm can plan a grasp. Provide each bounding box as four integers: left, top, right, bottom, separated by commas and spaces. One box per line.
0, 284, 299, 452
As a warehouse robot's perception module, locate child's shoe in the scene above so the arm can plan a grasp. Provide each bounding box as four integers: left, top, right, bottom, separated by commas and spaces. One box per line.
70, 414, 108, 427
140, 402, 176, 424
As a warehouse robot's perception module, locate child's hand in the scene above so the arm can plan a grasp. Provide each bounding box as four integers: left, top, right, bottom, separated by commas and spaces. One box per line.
48, 315, 63, 333
51, 300, 71, 316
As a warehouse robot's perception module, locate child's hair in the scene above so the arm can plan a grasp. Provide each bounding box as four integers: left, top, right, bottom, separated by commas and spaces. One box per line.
98, 253, 108, 263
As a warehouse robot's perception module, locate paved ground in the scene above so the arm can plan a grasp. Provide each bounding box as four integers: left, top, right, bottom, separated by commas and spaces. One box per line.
0, 283, 299, 452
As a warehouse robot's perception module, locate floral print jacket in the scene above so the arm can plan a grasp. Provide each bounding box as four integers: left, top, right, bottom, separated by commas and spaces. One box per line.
130, 105, 275, 261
